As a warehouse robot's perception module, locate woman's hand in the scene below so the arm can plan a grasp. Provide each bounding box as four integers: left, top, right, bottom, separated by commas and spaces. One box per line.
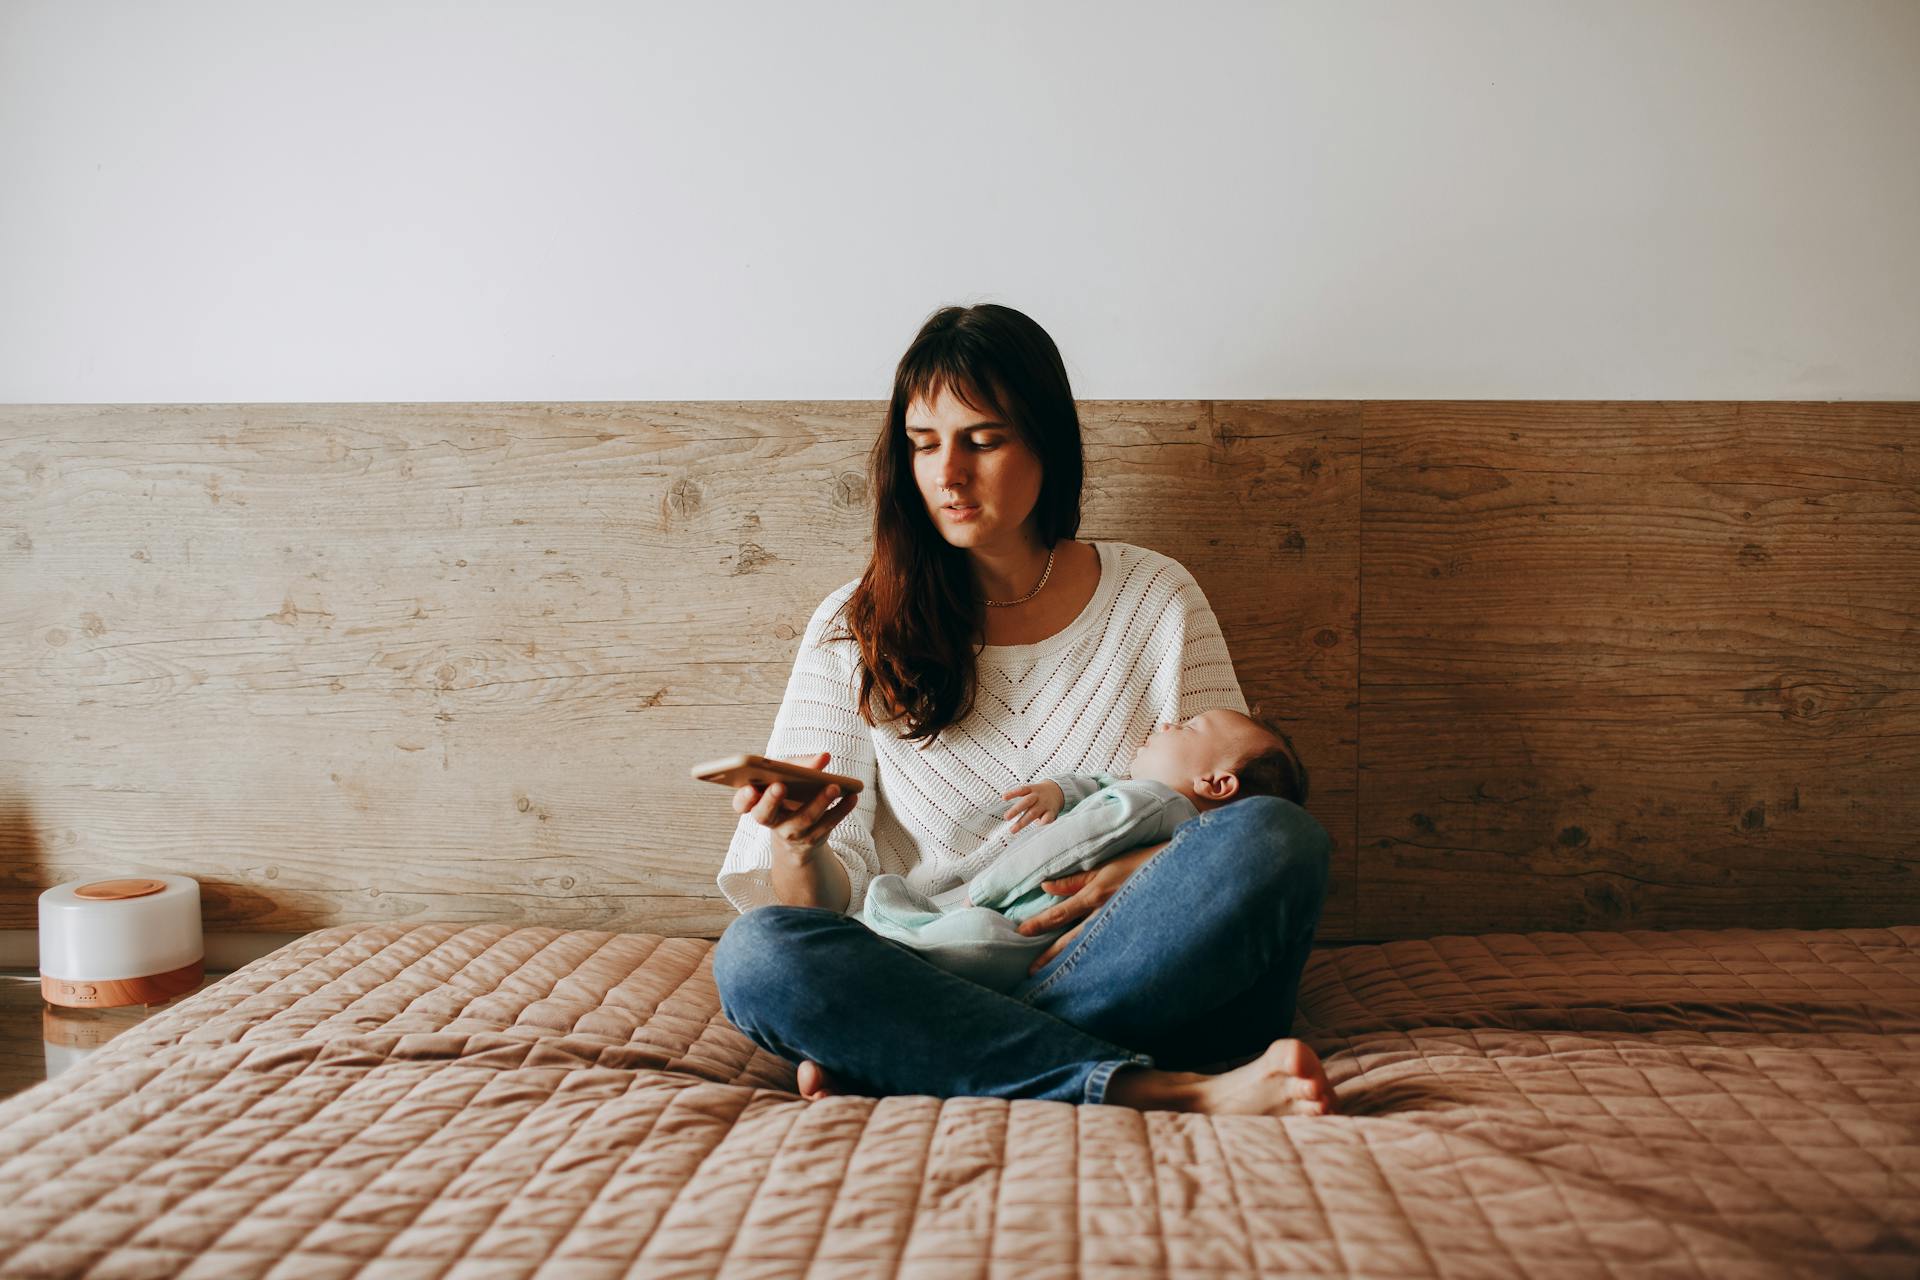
1001, 780, 1065, 834
1016, 838, 1172, 976
734, 751, 860, 861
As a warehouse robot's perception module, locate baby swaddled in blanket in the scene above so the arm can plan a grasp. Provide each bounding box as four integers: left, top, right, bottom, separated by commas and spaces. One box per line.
858, 708, 1307, 991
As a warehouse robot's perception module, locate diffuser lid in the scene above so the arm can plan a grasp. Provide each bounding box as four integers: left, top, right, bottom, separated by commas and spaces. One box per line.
73, 879, 168, 901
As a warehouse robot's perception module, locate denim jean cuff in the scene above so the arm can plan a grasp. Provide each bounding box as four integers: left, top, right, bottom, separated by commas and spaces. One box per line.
1082, 1051, 1156, 1106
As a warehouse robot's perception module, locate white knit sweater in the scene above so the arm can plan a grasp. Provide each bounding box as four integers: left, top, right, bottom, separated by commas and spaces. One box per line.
716, 540, 1251, 915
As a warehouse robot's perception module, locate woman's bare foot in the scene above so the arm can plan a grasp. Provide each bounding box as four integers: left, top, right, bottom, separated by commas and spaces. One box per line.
1104, 1039, 1337, 1117
796, 1059, 841, 1100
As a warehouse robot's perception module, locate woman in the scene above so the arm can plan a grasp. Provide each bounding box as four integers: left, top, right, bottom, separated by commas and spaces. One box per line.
712, 304, 1335, 1116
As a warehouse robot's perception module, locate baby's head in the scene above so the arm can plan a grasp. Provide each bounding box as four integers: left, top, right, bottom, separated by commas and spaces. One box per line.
1126, 708, 1309, 812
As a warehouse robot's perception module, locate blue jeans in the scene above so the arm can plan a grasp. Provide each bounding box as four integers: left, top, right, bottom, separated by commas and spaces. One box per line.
711, 795, 1331, 1106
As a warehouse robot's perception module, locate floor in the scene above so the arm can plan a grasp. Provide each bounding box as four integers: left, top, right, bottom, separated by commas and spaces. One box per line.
0, 969, 222, 1101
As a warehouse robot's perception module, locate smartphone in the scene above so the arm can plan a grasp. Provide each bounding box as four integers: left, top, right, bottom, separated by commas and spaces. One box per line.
690, 754, 864, 803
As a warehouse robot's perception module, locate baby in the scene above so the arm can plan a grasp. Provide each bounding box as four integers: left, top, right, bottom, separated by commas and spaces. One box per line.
859, 708, 1307, 991
997, 706, 1306, 843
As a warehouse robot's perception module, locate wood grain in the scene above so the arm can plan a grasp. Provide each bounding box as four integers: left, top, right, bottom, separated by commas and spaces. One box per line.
0, 402, 1359, 938
1358, 401, 1918, 934
41, 959, 204, 1010
4, 400, 1911, 939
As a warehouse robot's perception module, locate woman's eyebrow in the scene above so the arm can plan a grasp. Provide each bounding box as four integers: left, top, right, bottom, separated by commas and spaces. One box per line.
905, 422, 1000, 434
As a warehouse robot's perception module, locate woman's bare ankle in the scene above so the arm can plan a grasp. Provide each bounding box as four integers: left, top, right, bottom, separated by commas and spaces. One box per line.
1103, 1064, 1206, 1112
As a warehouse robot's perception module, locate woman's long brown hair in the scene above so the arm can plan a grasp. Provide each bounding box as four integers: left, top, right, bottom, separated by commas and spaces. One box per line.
824, 304, 1085, 746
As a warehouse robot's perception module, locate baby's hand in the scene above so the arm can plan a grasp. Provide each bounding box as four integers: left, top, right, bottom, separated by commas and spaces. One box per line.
1001, 780, 1065, 834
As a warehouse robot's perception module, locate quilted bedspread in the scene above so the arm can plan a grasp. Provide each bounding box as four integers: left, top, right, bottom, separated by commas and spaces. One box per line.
1, 922, 1915, 1279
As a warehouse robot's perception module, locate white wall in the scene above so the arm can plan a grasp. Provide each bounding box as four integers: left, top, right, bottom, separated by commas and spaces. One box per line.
2, 0, 1915, 403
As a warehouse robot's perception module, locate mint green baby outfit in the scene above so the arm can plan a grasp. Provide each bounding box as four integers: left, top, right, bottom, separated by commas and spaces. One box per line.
858, 773, 1199, 992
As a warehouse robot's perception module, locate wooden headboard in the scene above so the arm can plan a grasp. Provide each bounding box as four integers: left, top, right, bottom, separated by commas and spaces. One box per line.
4, 401, 1914, 941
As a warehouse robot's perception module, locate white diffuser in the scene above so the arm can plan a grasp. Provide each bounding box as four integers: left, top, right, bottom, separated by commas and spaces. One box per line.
38, 875, 204, 1008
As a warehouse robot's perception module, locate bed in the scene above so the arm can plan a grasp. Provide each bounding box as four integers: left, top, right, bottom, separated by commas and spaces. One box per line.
1, 922, 1915, 1278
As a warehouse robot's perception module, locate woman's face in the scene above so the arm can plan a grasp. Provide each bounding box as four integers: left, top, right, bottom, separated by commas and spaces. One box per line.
905, 382, 1044, 551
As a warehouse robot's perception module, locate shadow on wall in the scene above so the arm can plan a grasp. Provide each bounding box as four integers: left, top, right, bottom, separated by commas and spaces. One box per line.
0, 789, 48, 915
0, 786, 280, 936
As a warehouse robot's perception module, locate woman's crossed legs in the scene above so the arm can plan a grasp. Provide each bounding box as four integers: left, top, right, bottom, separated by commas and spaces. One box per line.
711, 795, 1333, 1112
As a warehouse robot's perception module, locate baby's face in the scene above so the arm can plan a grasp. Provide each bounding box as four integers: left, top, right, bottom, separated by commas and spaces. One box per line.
1127, 709, 1278, 798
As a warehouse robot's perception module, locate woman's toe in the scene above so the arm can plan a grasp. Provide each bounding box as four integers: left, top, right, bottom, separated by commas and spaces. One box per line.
797, 1060, 838, 1100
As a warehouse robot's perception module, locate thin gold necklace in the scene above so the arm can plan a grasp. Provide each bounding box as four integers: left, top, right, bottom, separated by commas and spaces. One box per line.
983, 545, 1056, 608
